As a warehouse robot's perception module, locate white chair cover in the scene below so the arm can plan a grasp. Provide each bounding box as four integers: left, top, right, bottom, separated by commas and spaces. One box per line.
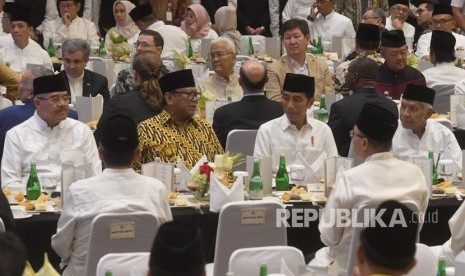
84, 212, 159, 276
428, 118, 453, 130
211, 201, 287, 276
346, 201, 420, 274
228, 246, 305, 275
430, 83, 456, 114
96, 252, 150, 276
406, 243, 438, 276
225, 129, 258, 171
347, 138, 364, 167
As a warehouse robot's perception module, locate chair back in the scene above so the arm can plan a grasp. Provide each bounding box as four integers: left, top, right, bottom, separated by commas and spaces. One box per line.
406, 243, 437, 276
347, 138, 364, 167
213, 201, 287, 276
84, 212, 159, 276
346, 201, 420, 275
430, 83, 456, 114
228, 246, 305, 275
225, 129, 258, 171
428, 118, 453, 130
96, 252, 150, 276
0, 96, 12, 110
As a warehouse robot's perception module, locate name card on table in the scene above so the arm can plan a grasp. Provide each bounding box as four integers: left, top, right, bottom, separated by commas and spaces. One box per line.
61, 162, 93, 206
412, 157, 433, 198
325, 157, 353, 197
205, 100, 230, 124
141, 161, 174, 192
451, 94, 465, 128
75, 95, 103, 123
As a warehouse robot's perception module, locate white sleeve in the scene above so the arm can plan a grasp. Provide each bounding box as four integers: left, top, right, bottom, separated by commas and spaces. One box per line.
323, 125, 339, 158
83, 0, 94, 21
82, 126, 102, 176
36, 0, 59, 33
415, 34, 429, 59
344, 19, 356, 38
449, 201, 465, 257
51, 188, 77, 262
253, 125, 272, 158
451, 0, 465, 8
228, 0, 237, 8
42, 20, 63, 48
86, 21, 101, 48
282, 0, 294, 24
455, 80, 465, 94
269, 0, 280, 37
1, 130, 24, 188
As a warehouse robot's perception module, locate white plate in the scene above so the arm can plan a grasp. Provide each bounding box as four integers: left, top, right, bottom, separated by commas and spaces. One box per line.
14, 214, 33, 219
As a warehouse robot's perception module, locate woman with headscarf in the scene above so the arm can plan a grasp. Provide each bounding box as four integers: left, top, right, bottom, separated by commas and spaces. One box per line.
214, 6, 241, 53
180, 3, 218, 53
104, 0, 140, 52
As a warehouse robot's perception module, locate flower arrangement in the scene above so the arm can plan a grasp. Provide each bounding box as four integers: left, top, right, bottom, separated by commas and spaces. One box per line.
107, 30, 131, 62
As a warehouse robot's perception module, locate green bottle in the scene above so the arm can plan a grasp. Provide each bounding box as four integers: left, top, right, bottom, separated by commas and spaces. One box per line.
249, 159, 263, 200
98, 38, 106, 58
227, 96, 232, 102
317, 94, 329, 123
316, 36, 323, 55
47, 38, 56, 58
248, 37, 255, 57
429, 149, 438, 185
437, 255, 446, 276
458, 57, 463, 69
105, 268, 113, 276
26, 161, 41, 200
275, 154, 289, 191
188, 38, 193, 59
259, 262, 268, 276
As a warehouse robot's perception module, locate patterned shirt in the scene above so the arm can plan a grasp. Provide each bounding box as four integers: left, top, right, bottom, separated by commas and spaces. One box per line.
136, 109, 223, 170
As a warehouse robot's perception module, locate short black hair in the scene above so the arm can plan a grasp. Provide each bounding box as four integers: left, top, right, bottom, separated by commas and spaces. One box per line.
239, 65, 268, 91
357, 39, 380, 51
139, 29, 164, 49
431, 49, 455, 63
99, 144, 137, 167
0, 232, 27, 276
281, 18, 309, 37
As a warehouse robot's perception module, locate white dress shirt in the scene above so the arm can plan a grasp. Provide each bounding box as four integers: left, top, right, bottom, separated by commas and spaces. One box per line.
147, 21, 188, 59
1, 112, 102, 188
310, 11, 355, 45
437, 201, 465, 265
386, 16, 415, 38
316, 152, 428, 269
455, 78, 465, 94
0, 41, 52, 73
190, 28, 218, 53
67, 72, 84, 103
415, 32, 465, 59
290, 57, 309, 75
423, 62, 465, 87
282, 0, 315, 31
42, 16, 100, 48
36, 0, 60, 33
392, 120, 463, 171
254, 114, 338, 164
199, 72, 243, 101
51, 168, 173, 276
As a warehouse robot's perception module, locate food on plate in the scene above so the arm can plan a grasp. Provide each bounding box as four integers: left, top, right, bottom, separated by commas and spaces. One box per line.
282, 192, 300, 201
15, 193, 24, 203
36, 193, 49, 203
86, 120, 98, 131
175, 198, 188, 206
2, 188, 11, 195
19, 201, 34, 211
444, 186, 459, 195
187, 182, 198, 191
168, 192, 179, 199
434, 180, 452, 188
458, 173, 463, 181
290, 186, 306, 195
299, 193, 312, 201
34, 202, 48, 211
432, 188, 445, 195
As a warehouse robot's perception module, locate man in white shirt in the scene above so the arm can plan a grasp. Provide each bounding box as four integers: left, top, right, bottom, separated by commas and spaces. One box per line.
282, 0, 315, 32
314, 101, 428, 271
0, 5, 52, 73
385, 0, 415, 38
434, 201, 465, 265
416, 4, 465, 60
1, 74, 102, 189
307, 0, 355, 48
199, 37, 242, 101
52, 114, 172, 276
255, 73, 338, 167
129, 3, 187, 59
452, 0, 465, 32
392, 84, 462, 172
42, 0, 100, 49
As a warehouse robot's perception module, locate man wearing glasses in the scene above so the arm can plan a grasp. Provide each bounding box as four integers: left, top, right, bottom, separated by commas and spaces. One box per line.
199, 37, 242, 101
136, 69, 223, 170
1, 74, 101, 189
385, 0, 415, 39
415, 4, 465, 61
42, 0, 99, 49
57, 39, 110, 103
361, 6, 386, 30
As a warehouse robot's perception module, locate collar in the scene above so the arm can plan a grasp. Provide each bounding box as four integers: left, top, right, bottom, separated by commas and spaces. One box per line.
212, 72, 237, 83
278, 114, 311, 131
159, 109, 198, 127
32, 111, 66, 130
435, 62, 456, 68
318, 10, 336, 20
67, 71, 85, 81
13, 41, 30, 51
102, 168, 135, 175
149, 21, 165, 29
353, 87, 377, 94
290, 57, 308, 68
365, 151, 394, 162
243, 92, 265, 97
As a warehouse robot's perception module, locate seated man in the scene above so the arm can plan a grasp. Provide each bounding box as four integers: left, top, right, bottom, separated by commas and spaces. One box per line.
213, 59, 283, 149
52, 114, 172, 276
353, 201, 418, 276
42, 0, 99, 48
385, 0, 415, 38
392, 84, 462, 172
361, 7, 386, 30
1, 74, 101, 189
375, 30, 426, 100
199, 37, 242, 101
265, 19, 334, 101
137, 69, 223, 169
0, 66, 78, 165
148, 220, 205, 276
0, 4, 52, 73
255, 73, 338, 165
315, 102, 428, 270
58, 39, 110, 103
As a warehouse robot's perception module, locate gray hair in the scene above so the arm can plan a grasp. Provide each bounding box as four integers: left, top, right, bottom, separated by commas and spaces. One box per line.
62, 39, 91, 59
211, 37, 236, 54
25, 65, 54, 90
365, 6, 387, 26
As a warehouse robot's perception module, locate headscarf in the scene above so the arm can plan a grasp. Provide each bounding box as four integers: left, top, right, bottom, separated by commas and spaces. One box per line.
113, 0, 139, 39
215, 6, 241, 52
180, 4, 212, 39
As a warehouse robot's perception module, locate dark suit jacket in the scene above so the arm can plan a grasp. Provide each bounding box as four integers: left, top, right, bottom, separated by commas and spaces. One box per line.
328, 87, 398, 157
213, 94, 284, 149
58, 69, 110, 102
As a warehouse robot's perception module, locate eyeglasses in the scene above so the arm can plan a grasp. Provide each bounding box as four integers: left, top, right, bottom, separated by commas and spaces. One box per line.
171, 91, 202, 101
133, 41, 156, 49
37, 95, 72, 104
63, 58, 85, 66
209, 52, 233, 60
391, 6, 409, 13
349, 130, 367, 139
362, 15, 380, 21
59, 2, 76, 9
432, 18, 454, 26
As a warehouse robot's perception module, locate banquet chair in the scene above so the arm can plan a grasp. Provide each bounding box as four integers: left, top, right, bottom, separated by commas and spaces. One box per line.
430, 83, 456, 114
428, 118, 453, 130
208, 201, 287, 276
84, 212, 159, 276
406, 243, 437, 276
95, 252, 150, 276
346, 201, 420, 275
228, 246, 305, 275
225, 129, 258, 171
347, 138, 364, 167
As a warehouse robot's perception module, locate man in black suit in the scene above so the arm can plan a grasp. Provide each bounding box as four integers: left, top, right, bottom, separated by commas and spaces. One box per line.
58, 39, 110, 103
213, 59, 283, 149
328, 57, 397, 157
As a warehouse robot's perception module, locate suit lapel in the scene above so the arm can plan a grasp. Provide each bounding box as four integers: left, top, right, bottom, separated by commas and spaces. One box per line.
83, 70, 92, 97
60, 72, 72, 97
283, 56, 294, 73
